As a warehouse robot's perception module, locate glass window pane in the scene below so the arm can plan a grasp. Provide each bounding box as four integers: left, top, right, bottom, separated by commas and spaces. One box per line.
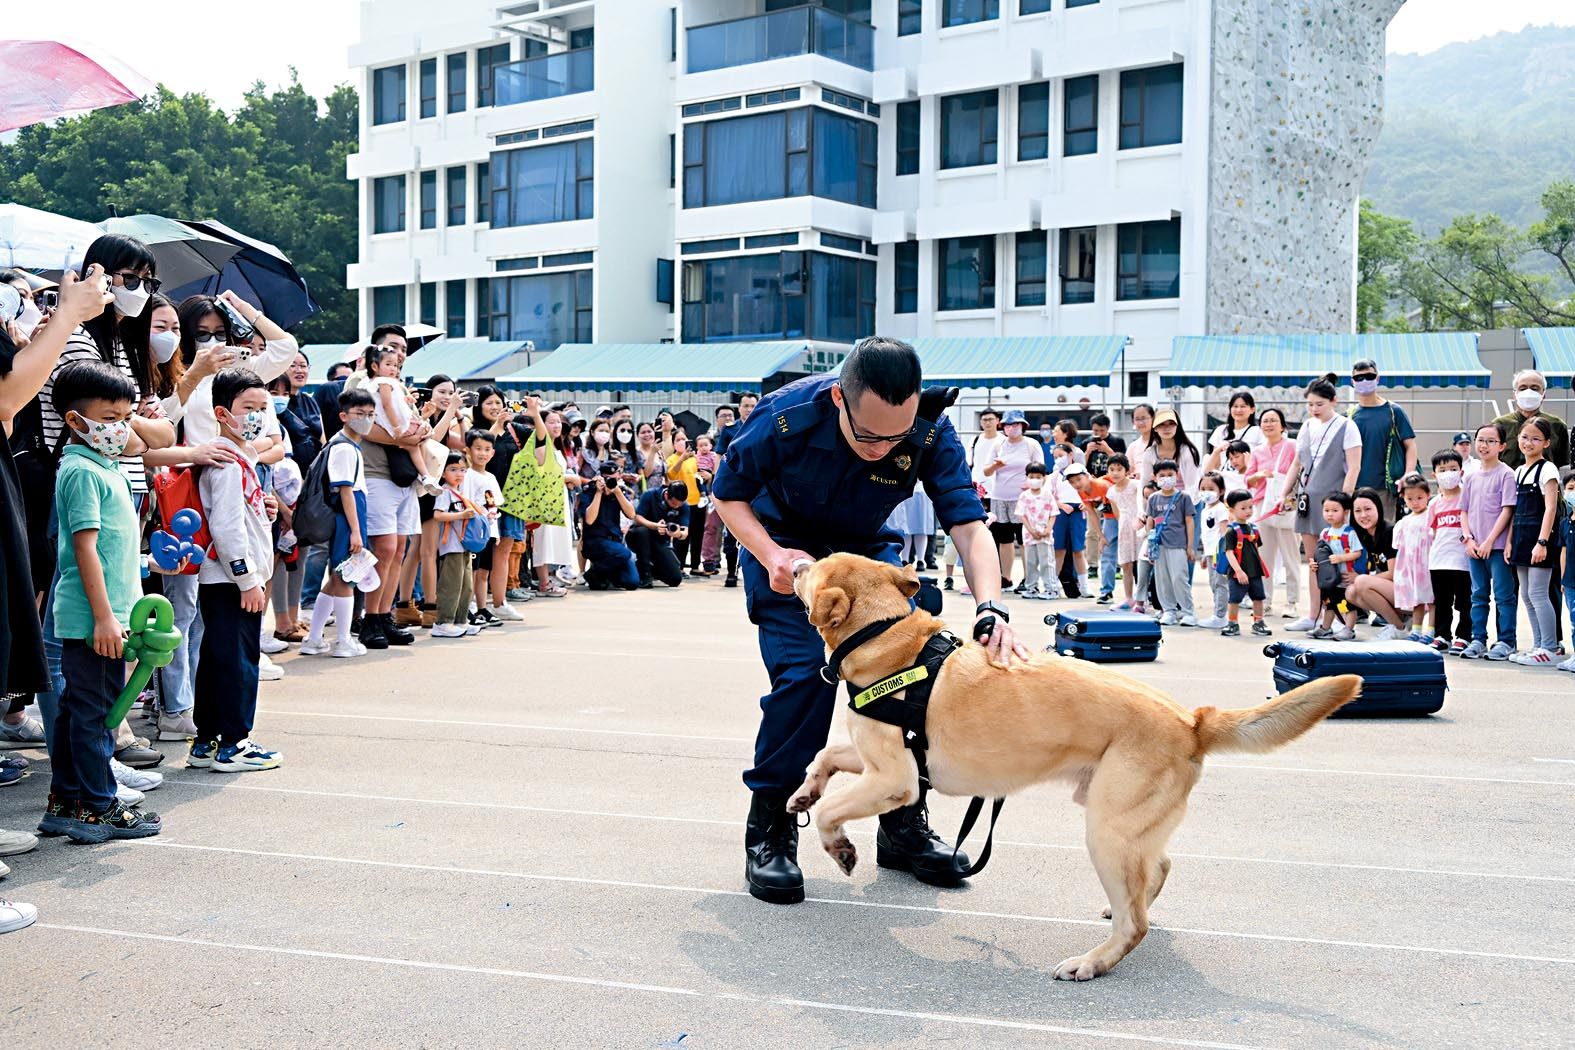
419, 59, 437, 119
372, 286, 403, 325
1020, 0, 1050, 12
938, 235, 995, 310
1015, 231, 1046, 306
447, 167, 466, 225
896, 101, 920, 176
447, 54, 466, 113
941, 90, 997, 169
491, 271, 590, 351
372, 66, 406, 125
894, 241, 918, 314
490, 141, 593, 226
701, 112, 787, 206
1060, 226, 1096, 305
898, 0, 922, 35
812, 110, 860, 205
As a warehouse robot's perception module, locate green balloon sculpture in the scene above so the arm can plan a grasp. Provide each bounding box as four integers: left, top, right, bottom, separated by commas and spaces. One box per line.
105, 595, 183, 729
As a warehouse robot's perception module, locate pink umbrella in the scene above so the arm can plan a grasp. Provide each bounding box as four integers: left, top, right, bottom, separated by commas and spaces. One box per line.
0, 40, 156, 133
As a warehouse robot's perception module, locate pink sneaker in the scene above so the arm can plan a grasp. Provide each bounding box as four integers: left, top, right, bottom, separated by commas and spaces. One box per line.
1130, 601, 1147, 615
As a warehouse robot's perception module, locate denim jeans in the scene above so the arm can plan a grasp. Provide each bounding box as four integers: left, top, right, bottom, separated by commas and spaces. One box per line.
299, 542, 331, 609
1467, 553, 1518, 647
35, 566, 66, 755
54, 640, 120, 810
1099, 517, 1120, 596
160, 572, 203, 717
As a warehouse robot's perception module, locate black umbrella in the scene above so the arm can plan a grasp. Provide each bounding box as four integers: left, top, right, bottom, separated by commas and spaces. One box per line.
164, 218, 320, 329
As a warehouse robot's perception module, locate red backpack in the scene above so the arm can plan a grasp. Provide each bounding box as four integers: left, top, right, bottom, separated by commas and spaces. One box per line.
150, 468, 215, 575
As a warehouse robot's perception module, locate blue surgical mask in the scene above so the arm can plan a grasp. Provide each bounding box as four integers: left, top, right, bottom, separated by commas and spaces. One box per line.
271, 396, 289, 415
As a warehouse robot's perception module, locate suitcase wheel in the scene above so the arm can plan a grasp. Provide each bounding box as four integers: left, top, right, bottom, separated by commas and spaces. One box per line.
1063, 622, 1081, 638
1043, 614, 1056, 626
1262, 643, 1280, 658
1294, 652, 1314, 669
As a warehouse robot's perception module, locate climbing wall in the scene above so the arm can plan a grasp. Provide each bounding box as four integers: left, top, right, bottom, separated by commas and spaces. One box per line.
1204, 0, 1406, 335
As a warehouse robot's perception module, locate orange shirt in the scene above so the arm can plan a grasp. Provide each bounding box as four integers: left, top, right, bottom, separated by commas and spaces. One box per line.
1079, 476, 1118, 519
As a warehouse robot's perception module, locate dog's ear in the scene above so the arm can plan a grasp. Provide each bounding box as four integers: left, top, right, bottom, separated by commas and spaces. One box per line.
809, 586, 851, 629
887, 563, 921, 599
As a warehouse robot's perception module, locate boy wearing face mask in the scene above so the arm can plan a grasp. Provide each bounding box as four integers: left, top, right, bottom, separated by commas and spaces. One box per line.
1016, 462, 1059, 599
188, 368, 282, 774
40, 361, 163, 842
1426, 450, 1471, 653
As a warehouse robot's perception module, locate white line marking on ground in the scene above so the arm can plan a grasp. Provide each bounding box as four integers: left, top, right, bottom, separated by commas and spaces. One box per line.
155, 777, 1575, 884
1532, 758, 1575, 765
36, 922, 1281, 1050
253, 710, 1575, 786
124, 840, 1575, 965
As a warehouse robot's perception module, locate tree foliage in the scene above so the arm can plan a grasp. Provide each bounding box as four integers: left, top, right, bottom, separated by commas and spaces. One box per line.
0, 74, 358, 343
1359, 183, 1575, 333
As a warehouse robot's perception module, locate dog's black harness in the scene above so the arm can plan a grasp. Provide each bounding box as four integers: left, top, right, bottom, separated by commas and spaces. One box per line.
822, 617, 1005, 877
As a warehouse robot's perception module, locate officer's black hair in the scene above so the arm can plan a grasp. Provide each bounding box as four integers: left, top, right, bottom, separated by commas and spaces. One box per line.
839, 336, 922, 407
212, 366, 266, 412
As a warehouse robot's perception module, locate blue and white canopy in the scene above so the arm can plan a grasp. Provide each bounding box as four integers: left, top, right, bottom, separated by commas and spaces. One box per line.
1522, 328, 1575, 388
1161, 333, 1490, 389
402, 339, 530, 383
494, 342, 813, 392
907, 336, 1127, 388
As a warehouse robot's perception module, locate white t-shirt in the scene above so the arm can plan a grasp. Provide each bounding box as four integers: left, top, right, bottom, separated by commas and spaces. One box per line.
991, 437, 1045, 503
464, 468, 503, 539
370, 376, 413, 437
1198, 497, 1228, 560
326, 437, 365, 493
1299, 415, 1362, 456
1426, 494, 1468, 572
1208, 423, 1266, 453
970, 433, 1005, 497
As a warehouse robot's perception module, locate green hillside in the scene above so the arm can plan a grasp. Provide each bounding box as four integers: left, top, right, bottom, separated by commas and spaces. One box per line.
1364, 25, 1575, 233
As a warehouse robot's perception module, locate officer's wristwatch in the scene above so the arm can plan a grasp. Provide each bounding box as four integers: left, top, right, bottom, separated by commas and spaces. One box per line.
973, 600, 1009, 644
975, 600, 1010, 622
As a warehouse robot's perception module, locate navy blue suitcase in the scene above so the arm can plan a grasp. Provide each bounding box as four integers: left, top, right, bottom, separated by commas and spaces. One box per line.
1047, 609, 1162, 663
1263, 640, 1446, 717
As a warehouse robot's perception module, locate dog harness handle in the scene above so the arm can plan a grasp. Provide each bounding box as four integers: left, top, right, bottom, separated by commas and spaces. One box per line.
953, 796, 1006, 878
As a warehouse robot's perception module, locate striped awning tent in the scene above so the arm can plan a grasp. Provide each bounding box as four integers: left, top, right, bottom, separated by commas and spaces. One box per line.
907, 336, 1128, 388
494, 342, 813, 392
401, 339, 529, 383
1522, 328, 1575, 388
1161, 333, 1490, 389
300, 343, 361, 384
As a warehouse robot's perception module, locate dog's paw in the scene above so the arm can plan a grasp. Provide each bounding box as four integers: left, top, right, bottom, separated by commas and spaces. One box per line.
786, 787, 819, 813
1100, 907, 1113, 920
1053, 954, 1106, 982
825, 835, 858, 876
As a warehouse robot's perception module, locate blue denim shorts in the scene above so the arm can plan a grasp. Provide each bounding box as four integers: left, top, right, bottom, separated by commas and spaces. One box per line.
499, 512, 527, 542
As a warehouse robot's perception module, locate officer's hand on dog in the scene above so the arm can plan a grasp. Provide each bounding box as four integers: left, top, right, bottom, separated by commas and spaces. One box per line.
768, 546, 813, 594
976, 616, 1031, 669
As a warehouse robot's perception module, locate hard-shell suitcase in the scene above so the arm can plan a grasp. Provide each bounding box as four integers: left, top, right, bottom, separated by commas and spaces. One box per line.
1262, 639, 1446, 717
1048, 609, 1162, 663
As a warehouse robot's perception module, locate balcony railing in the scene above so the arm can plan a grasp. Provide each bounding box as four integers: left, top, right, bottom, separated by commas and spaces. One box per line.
686, 8, 873, 74
495, 48, 595, 106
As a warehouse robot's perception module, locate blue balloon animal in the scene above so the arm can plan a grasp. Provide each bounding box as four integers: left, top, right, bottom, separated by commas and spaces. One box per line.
151, 508, 208, 572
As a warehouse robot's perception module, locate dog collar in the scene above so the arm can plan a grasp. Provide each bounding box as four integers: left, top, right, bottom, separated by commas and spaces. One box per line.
821, 616, 906, 685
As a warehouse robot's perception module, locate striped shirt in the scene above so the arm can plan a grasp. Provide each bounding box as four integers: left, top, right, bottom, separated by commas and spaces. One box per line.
39, 327, 154, 494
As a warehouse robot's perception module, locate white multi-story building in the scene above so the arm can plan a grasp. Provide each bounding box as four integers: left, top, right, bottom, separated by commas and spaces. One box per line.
348, 0, 1403, 404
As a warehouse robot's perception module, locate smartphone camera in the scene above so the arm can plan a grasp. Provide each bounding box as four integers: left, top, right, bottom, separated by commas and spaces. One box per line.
213, 296, 256, 342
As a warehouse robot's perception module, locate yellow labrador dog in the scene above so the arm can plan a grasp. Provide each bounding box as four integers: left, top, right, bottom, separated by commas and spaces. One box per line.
789, 553, 1359, 981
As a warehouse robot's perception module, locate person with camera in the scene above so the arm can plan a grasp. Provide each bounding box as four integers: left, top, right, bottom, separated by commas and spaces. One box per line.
629, 482, 691, 588
579, 464, 640, 591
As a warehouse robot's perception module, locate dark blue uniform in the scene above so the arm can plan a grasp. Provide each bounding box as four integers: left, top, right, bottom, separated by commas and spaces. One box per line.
711, 374, 985, 793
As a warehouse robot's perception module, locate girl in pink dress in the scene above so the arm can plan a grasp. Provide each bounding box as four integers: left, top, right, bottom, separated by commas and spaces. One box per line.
1390, 476, 1435, 632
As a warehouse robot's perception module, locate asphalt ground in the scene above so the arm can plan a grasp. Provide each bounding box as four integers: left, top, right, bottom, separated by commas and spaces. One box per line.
3, 573, 1572, 1049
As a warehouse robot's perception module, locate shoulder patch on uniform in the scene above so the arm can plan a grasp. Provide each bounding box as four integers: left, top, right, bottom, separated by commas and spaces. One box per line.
773, 399, 832, 436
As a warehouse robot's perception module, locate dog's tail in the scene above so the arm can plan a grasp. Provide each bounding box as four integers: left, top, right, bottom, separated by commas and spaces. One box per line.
1191, 676, 1361, 756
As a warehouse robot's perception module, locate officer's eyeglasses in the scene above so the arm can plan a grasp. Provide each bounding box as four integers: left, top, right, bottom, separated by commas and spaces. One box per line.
842, 396, 916, 444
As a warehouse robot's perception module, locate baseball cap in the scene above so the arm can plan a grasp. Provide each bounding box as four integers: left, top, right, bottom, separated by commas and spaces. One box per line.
1452, 431, 1471, 445
1152, 408, 1179, 427
1062, 462, 1088, 478
1001, 409, 1028, 426
564, 410, 586, 428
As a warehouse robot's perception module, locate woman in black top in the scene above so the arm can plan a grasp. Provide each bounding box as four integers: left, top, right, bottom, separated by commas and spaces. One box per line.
1345, 487, 1402, 628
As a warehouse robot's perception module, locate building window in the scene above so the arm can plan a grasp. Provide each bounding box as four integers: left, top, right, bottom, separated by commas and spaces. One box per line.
446, 167, 467, 226
681, 252, 874, 343
1017, 82, 1048, 161
656, 258, 674, 310
1064, 74, 1098, 156
1060, 226, 1096, 305
489, 270, 592, 350
372, 175, 406, 234
937, 235, 995, 311
942, 0, 998, 28
1020, 0, 1050, 12
940, 90, 997, 169
476, 43, 510, 108
476, 162, 491, 224
419, 282, 437, 326
1015, 230, 1047, 306
489, 139, 594, 227
899, 0, 922, 35
896, 101, 920, 176
419, 59, 437, 119
371, 65, 406, 125
473, 277, 489, 338
445, 281, 466, 338
670, 8, 678, 61
1117, 217, 1180, 300
446, 54, 467, 113
682, 108, 877, 209
1067, 0, 1098, 8
1119, 64, 1183, 149
419, 170, 437, 229
372, 285, 403, 325
894, 241, 918, 314
1128, 370, 1149, 398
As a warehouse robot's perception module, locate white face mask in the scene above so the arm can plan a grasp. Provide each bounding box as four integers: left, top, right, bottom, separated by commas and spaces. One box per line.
616, 428, 633, 444
347, 417, 375, 436
1515, 389, 1544, 412
71, 415, 133, 459
149, 330, 180, 364
1435, 470, 1461, 491
111, 282, 150, 318
1028, 477, 1044, 490
1203, 490, 1219, 505
1052, 454, 1068, 469
15, 299, 42, 338
1158, 476, 1177, 491
593, 430, 610, 445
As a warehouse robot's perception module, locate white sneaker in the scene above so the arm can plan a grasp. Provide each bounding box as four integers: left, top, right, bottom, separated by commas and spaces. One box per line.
1557, 655, 1575, 673
330, 641, 360, 659
1158, 612, 1178, 626
464, 624, 482, 636
259, 634, 289, 655
299, 638, 333, 656
111, 758, 162, 792
1518, 648, 1557, 666
492, 603, 525, 621
1179, 615, 1199, 627
431, 624, 468, 638
0, 897, 37, 934
1332, 627, 1357, 642
1196, 616, 1227, 629
0, 829, 38, 856
1285, 617, 1317, 632
350, 638, 368, 655
116, 784, 145, 807
1376, 625, 1405, 641
257, 653, 284, 681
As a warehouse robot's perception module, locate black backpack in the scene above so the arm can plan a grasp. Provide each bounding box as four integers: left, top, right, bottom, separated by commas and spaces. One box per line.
294, 436, 358, 546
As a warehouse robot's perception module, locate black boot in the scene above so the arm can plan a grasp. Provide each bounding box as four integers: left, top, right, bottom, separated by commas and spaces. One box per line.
744, 792, 804, 904
381, 613, 414, 646
876, 787, 970, 887
359, 614, 388, 650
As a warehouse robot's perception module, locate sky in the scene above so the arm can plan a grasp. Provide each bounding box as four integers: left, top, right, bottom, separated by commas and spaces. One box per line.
11, 0, 1575, 111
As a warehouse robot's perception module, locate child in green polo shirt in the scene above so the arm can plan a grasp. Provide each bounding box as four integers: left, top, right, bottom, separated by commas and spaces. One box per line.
37, 361, 162, 844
